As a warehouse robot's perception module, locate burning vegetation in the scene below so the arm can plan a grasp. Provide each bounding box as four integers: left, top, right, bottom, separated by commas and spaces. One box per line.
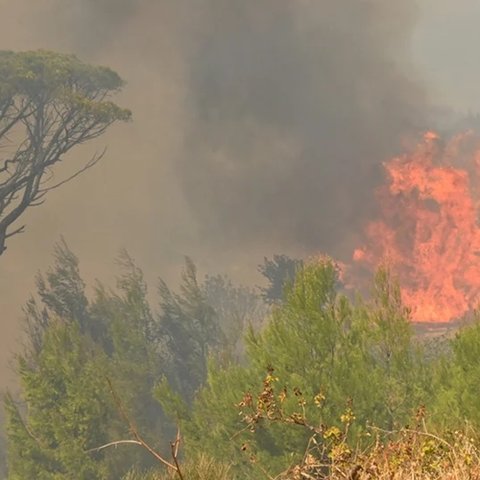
352, 130, 480, 323
4, 1, 480, 479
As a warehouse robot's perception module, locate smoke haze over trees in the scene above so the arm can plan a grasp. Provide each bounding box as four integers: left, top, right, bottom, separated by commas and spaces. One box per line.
5, 246, 480, 478
4, 0, 429, 253
1, 0, 480, 456
2, 4, 480, 477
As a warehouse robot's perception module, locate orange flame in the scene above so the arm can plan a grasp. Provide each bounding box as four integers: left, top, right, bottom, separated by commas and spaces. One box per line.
353, 131, 480, 322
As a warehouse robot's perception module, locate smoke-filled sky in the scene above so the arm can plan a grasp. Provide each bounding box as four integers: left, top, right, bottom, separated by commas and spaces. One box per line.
1, 0, 480, 385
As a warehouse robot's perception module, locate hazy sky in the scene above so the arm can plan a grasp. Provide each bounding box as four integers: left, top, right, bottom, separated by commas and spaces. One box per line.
1, 0, 480, 386
413, 0, 480, 111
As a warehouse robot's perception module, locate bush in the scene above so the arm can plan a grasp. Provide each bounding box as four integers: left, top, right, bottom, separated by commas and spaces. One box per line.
122, 455, 233, 480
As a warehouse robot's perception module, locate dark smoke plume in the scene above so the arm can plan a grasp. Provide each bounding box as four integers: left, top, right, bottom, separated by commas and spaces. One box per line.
0, 0, 428, 384
179, 0, 427, 254
2, 0, 427, 257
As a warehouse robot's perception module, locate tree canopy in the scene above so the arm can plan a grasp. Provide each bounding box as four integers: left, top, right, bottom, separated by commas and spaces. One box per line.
7, 246, 480, 479
5, 242, 264, 479
0, 50, 131, 255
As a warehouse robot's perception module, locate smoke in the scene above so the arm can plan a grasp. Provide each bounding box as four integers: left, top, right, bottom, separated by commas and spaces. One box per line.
0, 0, 445, 384
180, 1, 427, 253
0, 0, 429, 259
20, 0, 427, 253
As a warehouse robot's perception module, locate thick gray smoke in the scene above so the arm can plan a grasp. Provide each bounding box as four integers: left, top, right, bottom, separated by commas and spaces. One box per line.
2, 0, 427, 256
179, 1, 427, 253
0, 0, 434, 383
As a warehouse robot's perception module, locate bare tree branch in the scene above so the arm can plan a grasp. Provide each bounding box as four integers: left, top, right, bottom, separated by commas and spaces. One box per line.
5, 224, 25, 239
104, 377, 184, 479
85, 439, 143, 454
37, 148, 106, 195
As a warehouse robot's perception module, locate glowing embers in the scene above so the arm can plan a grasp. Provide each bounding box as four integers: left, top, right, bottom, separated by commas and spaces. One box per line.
353, 131, 480, 322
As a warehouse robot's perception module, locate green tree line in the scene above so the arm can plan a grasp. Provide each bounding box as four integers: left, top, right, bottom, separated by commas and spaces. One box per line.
3, 242, 480, 479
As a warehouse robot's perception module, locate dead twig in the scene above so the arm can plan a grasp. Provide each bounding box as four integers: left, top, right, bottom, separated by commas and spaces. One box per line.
93, 377, 185, 479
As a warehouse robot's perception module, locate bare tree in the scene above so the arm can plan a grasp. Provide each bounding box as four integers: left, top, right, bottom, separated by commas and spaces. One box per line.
0, 50, 131, 255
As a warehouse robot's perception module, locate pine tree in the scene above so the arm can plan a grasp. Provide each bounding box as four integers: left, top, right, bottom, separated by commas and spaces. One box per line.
182, 260, 428, 476
203, 273, 266, 360
257, 254, 303, 305
6, 323, 114, 480
157, 258, 226, 404
6, 243, 169, 478
430, 313, 480, 428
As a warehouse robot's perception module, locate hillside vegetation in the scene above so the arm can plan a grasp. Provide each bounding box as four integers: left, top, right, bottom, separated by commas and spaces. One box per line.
4, 244, 480, 479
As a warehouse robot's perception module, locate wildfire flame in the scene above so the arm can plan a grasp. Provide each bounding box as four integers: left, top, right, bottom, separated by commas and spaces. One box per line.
353, 131, 480, 322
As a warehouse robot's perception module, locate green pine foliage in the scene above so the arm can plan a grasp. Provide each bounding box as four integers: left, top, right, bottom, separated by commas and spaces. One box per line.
203, 273, 266, 359
0, 51, 131, 256
6, 323, 113, 479
428, 313, 480, 430
257, 254, 304, 305
5, 242, 261, 479
5, 243, 166, 479
183, 259, 430, 476
8, 245, 480, 478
